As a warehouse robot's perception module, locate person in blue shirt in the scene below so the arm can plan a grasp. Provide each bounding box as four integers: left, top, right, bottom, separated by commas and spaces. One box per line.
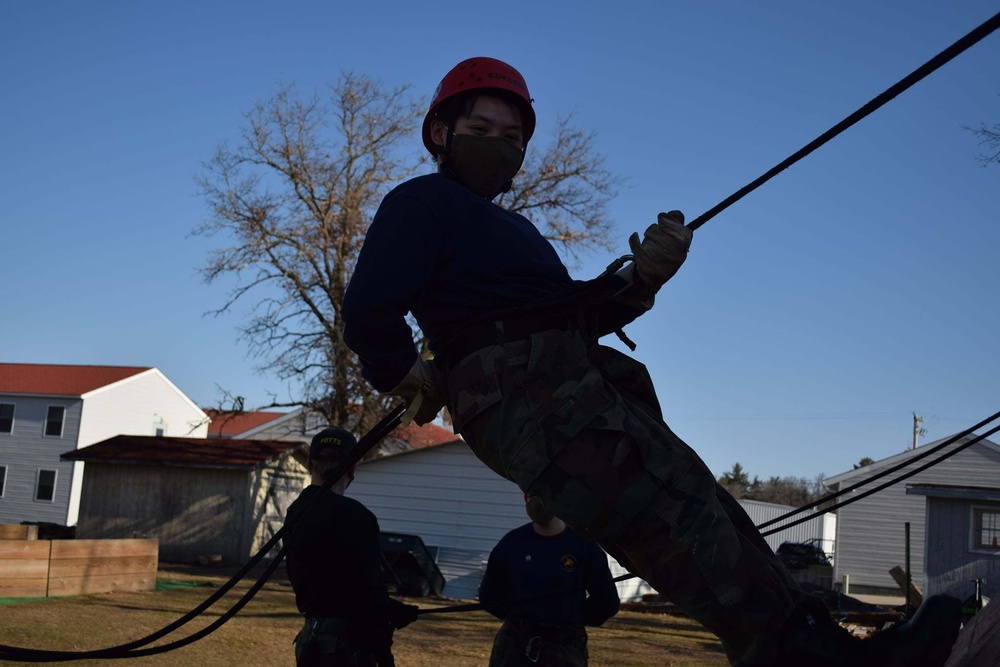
478, 493, 620, 666
342, 56, 962, 667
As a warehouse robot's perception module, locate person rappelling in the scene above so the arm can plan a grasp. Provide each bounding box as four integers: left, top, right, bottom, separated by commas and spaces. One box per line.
341, 56, 963, 667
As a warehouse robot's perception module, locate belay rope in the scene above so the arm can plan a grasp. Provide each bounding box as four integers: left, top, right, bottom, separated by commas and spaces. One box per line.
3, 9, 1000, 661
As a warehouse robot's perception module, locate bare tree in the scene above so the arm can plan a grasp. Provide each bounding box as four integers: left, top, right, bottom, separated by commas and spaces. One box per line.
499, 113, 622, 265
195, 73, 422, 434
967, 119, 1000, 167
196, 76, 623, 434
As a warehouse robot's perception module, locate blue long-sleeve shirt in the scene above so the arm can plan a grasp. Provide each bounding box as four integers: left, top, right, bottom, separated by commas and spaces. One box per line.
343, 173, 643, 391
478, 523, 621, 627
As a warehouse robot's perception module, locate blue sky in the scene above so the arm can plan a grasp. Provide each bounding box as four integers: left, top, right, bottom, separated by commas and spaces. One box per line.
2, 1, 998, 482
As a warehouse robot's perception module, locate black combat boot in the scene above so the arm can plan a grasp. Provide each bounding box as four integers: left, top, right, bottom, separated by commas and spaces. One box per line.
736, 609, 873, 666
740, 594, 962, 667
862, 594, 963, 667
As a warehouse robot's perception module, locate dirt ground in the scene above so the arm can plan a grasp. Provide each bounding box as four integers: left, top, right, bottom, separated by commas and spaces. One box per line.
0, 564, 729, 667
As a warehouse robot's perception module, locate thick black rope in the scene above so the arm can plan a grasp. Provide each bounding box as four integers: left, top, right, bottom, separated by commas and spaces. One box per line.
759, 422, 1000, 537
757, 408, 1000, 530
4, 546, 289, 663
686, 9, 1000, 231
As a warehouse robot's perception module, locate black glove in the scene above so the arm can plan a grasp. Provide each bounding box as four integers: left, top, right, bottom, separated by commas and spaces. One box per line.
389, 599, 420, 629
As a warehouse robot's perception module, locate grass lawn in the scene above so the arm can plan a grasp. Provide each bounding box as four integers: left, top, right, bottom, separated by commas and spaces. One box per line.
0, 564, 729, 666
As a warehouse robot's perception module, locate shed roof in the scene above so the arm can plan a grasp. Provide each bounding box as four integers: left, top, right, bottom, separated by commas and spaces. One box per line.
0, 363, 151, 396
61, 435, 304, 468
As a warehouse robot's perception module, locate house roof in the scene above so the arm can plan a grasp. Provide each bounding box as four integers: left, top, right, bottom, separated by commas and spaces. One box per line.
825, 433, 1000, 486
0, 363, 151, 396
370, 421, 462, 460
61, 435, 304, 468
393, 422, 460, 450
204, 409, 287, 437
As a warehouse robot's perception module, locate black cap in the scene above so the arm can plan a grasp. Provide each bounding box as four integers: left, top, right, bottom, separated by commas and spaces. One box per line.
309, 427, 358, 461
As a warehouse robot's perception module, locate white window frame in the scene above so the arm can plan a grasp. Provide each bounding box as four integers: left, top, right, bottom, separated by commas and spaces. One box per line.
43, 405, 65, 438
0, 402, 14, 434
35, 468, 57, 502
969, 504, 1000, 555
0, 465, 7, 498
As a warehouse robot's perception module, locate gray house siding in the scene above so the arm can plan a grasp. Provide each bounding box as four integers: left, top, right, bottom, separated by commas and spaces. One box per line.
923, 496, 1000, 601
0, 395, 81, 525
827, 437, 1000, 595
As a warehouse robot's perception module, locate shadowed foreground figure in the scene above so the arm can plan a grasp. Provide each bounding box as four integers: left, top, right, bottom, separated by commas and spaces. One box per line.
283, 427, 418, 666
341, 56, 962, 666
479, 493, 620, 666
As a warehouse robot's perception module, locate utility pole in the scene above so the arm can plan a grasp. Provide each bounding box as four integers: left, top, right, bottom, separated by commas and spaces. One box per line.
912, 412, 924, 450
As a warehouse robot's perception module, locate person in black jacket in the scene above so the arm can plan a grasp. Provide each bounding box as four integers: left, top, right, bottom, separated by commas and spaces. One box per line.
283, 427, 419, 666
479, 493, 620, 666
342, 56, 963, 667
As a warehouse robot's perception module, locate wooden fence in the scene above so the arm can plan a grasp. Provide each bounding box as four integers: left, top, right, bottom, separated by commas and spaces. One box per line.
0, 534, 158, 598
0, 524, 38, 541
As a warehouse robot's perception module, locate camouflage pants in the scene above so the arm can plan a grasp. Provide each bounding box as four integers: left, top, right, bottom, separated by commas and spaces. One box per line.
294, 618, 379, 667
488, 620, 588, 667
444, 329, 806, 664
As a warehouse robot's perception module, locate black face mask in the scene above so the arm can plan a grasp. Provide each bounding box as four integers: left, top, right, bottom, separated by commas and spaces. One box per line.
447, 133, 525, 199
525, 496, 554, 526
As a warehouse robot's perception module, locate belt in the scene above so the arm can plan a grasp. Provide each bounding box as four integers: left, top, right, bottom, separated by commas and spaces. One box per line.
507, 617, 584, 639
434, 311, 577, 370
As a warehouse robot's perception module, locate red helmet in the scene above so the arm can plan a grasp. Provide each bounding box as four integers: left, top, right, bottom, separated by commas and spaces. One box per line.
422, 57, 536, 156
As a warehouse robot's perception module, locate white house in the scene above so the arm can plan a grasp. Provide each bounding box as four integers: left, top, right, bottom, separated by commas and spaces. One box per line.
823, 433, 1000, 599
0, 363, 208, 527
347, 432, 835, 601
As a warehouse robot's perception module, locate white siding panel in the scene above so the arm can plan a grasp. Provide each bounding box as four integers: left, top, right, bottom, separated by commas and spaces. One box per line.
349, 443, 526, 552
435, 546, 491, 600
77, 369, 208, 447
832, 441, 1000, 593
